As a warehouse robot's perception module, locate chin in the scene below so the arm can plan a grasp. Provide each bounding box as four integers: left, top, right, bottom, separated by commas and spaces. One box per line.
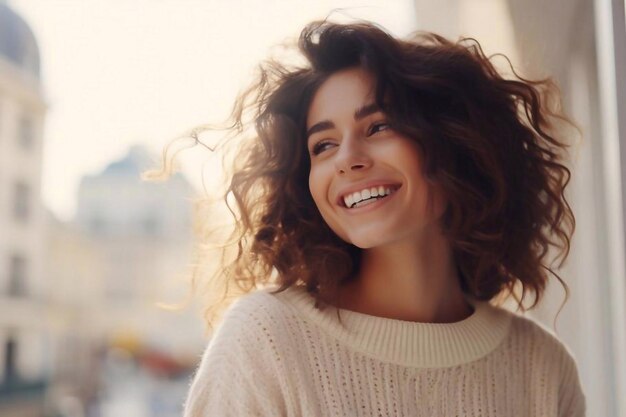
346, 227, 415, 249
347, 235, 388, 250
333, 224, 404, 249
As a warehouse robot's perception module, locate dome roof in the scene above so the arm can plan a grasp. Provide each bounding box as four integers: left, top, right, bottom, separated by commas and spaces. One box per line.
0, 3, 40, 78
102, 146, 153, 177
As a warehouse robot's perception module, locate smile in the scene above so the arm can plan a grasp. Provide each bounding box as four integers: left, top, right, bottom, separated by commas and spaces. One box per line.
340, 184, 401, 208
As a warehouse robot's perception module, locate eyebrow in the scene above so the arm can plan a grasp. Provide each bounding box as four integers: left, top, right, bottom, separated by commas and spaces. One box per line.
306, 102, 382, 139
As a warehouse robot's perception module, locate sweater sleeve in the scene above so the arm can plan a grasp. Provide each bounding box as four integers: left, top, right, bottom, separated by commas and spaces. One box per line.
183, 298, 288, 417
558, 347, 586, 417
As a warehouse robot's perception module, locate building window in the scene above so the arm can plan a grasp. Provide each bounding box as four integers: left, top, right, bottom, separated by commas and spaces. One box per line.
142, 215, 160, 236
7, 255, 27, 297
19, 116, 34, 149
90, 216, 106, 235
3, 336, 17, 383
13, 182, 30, 221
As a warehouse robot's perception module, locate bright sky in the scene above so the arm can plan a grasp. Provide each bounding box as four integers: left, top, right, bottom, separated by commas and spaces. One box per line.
9, 0, 417, 222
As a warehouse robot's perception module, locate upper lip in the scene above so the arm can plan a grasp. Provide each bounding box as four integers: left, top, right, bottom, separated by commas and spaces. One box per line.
336, 181, 402, 206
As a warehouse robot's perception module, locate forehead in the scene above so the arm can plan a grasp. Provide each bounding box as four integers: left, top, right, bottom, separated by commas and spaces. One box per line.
306, 67, 377, 128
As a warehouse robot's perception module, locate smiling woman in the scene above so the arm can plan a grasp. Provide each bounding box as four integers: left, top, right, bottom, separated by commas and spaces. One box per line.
152, 19, 586, 417
306, 68, 447, 249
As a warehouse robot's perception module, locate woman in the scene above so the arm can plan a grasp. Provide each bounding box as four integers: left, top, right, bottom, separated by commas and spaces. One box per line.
176, 20, 586, 416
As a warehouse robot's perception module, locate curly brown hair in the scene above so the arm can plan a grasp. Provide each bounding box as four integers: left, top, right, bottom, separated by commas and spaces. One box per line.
148, 19, 576, 328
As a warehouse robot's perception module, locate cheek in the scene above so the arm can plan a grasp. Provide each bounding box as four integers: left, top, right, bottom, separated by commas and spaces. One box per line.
432, 185, 449, 218
419, 179, 448, 222
402, 151, 446, 217
308, 166, 347, 235
308, 167, 327, 212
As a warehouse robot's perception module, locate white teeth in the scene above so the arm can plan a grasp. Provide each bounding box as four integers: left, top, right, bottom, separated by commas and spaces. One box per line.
353, 199, 378, 208
345, 194, 354, 208
342, 185, 398, 208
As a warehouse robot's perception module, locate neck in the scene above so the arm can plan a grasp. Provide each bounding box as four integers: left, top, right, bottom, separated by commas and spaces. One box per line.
337, 225, 472, 323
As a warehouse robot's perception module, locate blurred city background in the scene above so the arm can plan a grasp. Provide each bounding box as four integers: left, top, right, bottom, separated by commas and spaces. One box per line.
0, 0, 625, 416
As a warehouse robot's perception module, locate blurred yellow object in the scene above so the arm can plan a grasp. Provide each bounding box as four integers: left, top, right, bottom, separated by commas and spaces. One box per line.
109, 331, 143, 354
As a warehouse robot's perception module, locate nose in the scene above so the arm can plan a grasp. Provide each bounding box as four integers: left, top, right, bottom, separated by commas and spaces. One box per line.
334, 135, 373, 175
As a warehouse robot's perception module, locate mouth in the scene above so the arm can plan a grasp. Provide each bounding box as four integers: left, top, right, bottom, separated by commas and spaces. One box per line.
339, 184, 401, 209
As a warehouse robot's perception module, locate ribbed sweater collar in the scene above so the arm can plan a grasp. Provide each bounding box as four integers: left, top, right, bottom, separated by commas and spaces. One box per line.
274, 285, 512, 368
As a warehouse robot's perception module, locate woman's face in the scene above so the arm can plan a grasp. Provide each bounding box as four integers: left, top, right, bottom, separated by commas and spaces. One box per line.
306, 67, 447, 249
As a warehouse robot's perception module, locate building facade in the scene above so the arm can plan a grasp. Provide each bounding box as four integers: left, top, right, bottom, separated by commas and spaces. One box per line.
0, 2, 48, 417
46, 145, 205, 416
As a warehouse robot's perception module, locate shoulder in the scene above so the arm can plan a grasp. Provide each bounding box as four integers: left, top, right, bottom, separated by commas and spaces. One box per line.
500, 309, 586, 416
215, 286, 298, 331
184, 288, 295, 416
205, 286, 301, 356
505, 309, 583, 384
507, 310, 576, 357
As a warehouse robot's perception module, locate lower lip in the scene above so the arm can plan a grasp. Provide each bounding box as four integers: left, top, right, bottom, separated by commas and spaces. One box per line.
340, 187, 401, 214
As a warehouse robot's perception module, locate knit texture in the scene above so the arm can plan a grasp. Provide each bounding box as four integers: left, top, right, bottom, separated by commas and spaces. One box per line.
184, 285, 586, 416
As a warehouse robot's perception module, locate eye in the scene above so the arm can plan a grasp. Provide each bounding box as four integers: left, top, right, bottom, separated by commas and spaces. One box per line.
368, 121, 390, 136
311, 140, 335, 156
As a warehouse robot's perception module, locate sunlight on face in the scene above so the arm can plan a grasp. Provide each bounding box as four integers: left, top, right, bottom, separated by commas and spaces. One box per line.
306, 67, 447, 249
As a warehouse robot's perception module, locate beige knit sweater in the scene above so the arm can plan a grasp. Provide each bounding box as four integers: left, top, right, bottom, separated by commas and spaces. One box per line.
184, 285, 586, 416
